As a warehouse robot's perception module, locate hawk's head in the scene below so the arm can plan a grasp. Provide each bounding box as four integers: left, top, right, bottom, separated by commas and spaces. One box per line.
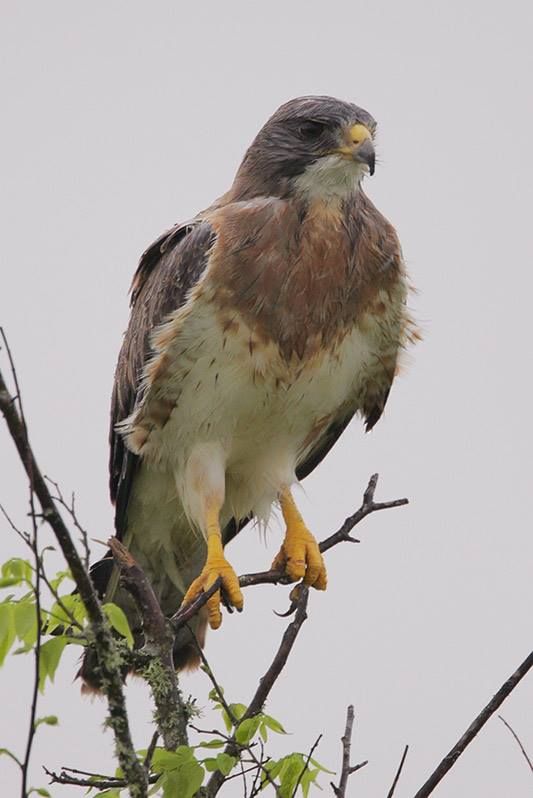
233, 96, 377, 201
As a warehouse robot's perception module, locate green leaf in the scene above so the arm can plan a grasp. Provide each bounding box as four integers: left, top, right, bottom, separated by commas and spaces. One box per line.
151, 745, 195, 773
29, 789, 51, 797
0, 602, 16, 665
38, 637, 67, 691
0, 747, 22, 767
299, 767, 319, 798
45, 594, 87, 633
0, 576, 23, 588
147, 776, 164, 796
1, 558, 32, 585
228, 702, 247, 721
160, 760, 204, 798
35, 715, 59, 728
278, 754, 305, 798
215, 753, 236, 776
92, 791, 121, 798
208, 685, 224, 701
197, 738, 225, 749
262, 714, 287, 734
235, 715, 261, 745
102, 603, 134, 649
49, 569, 72, 592
14, 600, 37, 645
309, 757, 335, 774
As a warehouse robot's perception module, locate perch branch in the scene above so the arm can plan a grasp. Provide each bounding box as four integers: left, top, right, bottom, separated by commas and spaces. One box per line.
172, 473, 408, 623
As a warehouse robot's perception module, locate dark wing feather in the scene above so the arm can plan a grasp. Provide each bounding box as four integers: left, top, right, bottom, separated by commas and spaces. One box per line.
109, 220, 217, 539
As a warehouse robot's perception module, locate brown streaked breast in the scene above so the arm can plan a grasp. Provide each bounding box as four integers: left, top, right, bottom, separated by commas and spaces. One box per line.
204, 192, 404, 361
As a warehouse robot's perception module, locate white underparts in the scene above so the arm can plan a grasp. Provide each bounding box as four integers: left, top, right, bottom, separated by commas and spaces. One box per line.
121, 285, 403, 541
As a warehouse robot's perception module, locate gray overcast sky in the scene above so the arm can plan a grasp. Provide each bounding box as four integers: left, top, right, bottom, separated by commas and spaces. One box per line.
1, 1, 532, 796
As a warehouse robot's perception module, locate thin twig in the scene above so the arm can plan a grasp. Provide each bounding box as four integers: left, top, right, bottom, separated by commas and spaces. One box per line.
44, 477, 91, 570
143, 731, 160, 772
21, 490, 41, 798
44, 766, 159, 789
498, 716, 533, 775
1, 326, 42, 798
413, 649, 533, 797
320, 473, 408, 553
385, 745, 409, 798
244, 586, 309, 721
188, 627, 238, 726
292, 735, 323, 798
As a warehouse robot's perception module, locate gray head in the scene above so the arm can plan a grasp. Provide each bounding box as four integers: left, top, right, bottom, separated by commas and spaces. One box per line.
232, 96, 377, 201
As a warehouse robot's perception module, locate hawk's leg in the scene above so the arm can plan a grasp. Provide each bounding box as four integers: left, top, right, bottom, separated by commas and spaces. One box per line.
181, 500, 243, 630
271, 488, 327, 590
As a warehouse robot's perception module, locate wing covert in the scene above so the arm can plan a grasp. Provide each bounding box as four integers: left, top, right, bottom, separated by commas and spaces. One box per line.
109, 221, 217, 538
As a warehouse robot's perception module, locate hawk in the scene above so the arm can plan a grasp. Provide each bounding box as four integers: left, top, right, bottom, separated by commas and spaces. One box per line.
82, 96, 416, 686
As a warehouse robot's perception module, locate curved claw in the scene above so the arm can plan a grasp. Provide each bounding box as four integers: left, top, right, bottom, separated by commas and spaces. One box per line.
270, 527, 327, 591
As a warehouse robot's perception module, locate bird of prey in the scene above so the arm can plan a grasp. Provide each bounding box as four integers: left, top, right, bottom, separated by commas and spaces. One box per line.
82, 95, 416, 686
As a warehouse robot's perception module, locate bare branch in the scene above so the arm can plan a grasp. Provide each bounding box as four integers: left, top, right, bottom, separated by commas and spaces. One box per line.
385, 745, 409, 798
320, 473, 408, 553
331, 705, 368, 797
498, 715, 533, 775
244, 586, 309, 721
413, 649, 533, 797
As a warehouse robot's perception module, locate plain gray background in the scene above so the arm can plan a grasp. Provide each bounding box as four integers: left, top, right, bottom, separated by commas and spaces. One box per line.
1, 1, 532, 795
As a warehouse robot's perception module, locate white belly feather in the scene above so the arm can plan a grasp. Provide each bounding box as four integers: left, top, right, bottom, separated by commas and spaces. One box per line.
122, 290, 395, 538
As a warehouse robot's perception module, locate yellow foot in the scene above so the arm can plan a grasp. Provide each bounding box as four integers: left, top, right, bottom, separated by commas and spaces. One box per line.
271, 488, 327, 590
181, 505, 243, 630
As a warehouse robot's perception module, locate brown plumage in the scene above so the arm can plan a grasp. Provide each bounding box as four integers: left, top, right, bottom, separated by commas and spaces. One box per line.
81, 95, 417, 690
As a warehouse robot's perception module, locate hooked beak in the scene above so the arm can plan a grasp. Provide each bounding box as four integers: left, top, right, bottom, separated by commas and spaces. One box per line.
335, 123, 376, 176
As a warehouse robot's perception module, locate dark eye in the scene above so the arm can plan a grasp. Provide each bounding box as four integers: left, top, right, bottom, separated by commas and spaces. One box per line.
298, 120, 326, 139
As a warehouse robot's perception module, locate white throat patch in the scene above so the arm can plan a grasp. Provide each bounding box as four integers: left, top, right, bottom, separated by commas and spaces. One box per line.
292, 154, 368, 201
